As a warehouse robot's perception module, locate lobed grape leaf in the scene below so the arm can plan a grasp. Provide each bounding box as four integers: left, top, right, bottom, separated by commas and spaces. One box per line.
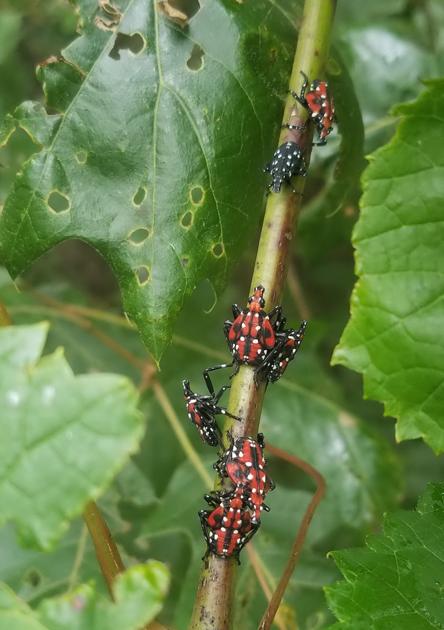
0, 322, 143, 549
0, 0, 298, 362
326, 482, 444, 629
332, 79, 444, 453
0, 561, 169, 630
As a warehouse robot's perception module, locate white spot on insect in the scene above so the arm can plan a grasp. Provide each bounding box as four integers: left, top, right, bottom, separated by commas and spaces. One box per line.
253, 339, 259, 344
214, 534, 218, 539
239, 451, 244, 457
221, 527, 226, 532
240, 336, 245, 341
257, 349, 262, 354
6, 391, 21, 406
247, 473, 253, 480
245, 461, 252, 467
255, 325, 261, 331
223, 516, 228, 522
252, 488, 257, 494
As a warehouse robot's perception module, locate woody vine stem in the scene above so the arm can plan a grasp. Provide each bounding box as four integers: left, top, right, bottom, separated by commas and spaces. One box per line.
189, 0, 336, 628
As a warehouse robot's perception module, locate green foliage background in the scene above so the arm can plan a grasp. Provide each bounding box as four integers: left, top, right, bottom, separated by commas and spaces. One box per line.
0, 0, 443, 628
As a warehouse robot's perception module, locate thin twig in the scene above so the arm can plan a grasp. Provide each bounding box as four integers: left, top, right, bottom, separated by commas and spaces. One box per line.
287, 260, 311, 320
83, 501, 125, 598
66, 524, 88, 591
258, 444, 326, 630
246, 546, 289, 630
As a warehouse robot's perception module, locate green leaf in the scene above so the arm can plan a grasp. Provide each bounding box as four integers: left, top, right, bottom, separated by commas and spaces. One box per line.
332, 79, 444, 454
0, 0, 298, 362
337, 27, 438, 122
262, 380, 402, 532
0, 562, 169, 629
326, 482, 444, 629
0, 322, 143, 549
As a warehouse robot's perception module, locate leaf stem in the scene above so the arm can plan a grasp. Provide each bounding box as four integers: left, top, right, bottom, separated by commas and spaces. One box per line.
258, 445, 326, 630
83, 500, 125, 598
189, 1, 336, 627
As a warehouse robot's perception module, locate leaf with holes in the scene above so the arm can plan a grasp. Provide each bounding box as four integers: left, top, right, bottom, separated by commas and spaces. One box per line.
0, 322, 143, 549
0, 561, 169, 629
0, 0, 299, 362
326, 482, 444, 629
332, 79, 444, 454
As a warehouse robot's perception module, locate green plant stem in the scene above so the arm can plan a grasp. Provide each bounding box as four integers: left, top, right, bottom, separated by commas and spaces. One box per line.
189, 1, 336, 628
83, 500, 125, 598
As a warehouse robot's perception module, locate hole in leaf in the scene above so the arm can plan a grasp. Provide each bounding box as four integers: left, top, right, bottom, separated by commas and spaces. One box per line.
109, 32, 146, 60
180, 210, 194, 229
135, 266, 150, 286
75, 150, 87, 164
100, 0, 122, 17
171, 0, 201, 18
190, 185, 204, 205
186, 44, 204, 71
128, 227, 150, 244
158, 0, 200, 25
133, 186, 147, 206
212, 242, 224, 258
47, 191, 70, 213
25, 569, 42, 588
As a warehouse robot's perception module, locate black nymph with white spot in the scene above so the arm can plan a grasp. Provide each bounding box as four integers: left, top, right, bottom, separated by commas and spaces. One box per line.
264, 141, 307, 194
182, 373, 241, 448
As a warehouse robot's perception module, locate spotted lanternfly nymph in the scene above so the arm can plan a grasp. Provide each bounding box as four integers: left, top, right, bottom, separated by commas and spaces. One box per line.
225, 285, 282, 366
289, 71, 335, 145
263, 320, 308, 384
264, 141, 307, 194
199, 492, 259, 561
182, 375, 241, 447
201, 286, 283, 383
214, 434, 275, 523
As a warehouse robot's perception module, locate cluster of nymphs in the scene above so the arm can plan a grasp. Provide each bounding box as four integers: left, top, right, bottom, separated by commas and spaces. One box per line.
265, 71, 336, 193
183, 286, 307, 561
